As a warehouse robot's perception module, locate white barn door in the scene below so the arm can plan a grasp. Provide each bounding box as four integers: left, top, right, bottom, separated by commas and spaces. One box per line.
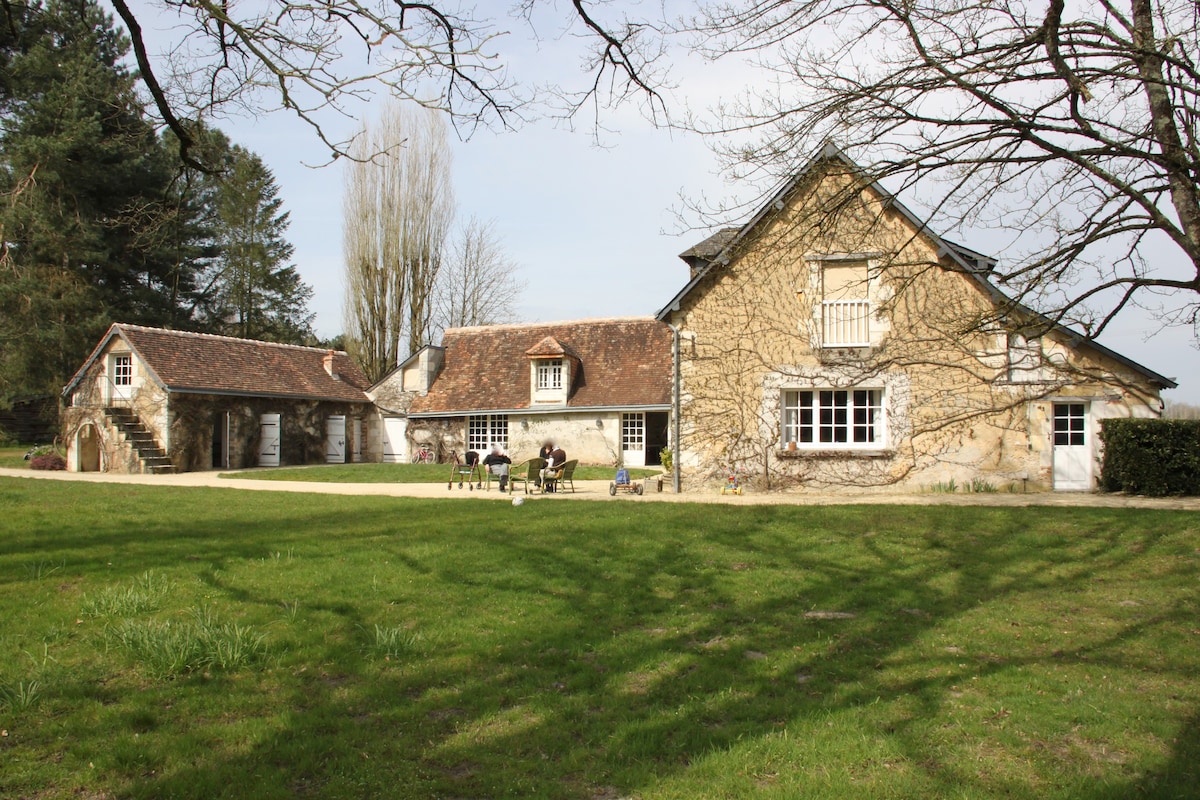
382, 417, 408, 463
258, 413, 281, 467
1052, 403, 1091, 491
325, 416, 347, 463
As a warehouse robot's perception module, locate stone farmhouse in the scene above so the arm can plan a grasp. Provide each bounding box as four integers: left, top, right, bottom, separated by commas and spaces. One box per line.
62, 324, 373, 473
60, 147, 1175, 491
655, 145, 1175, 491
368, 318, 672, 467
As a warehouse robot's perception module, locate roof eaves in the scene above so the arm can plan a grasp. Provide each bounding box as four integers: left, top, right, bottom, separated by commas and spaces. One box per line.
658, 143, 852, 321
837, 161, 1178, 389
167, 387, 372, 403
408, 402, 673, 419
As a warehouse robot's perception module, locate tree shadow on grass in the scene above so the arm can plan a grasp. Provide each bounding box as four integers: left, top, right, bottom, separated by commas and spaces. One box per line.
2, 481, 1197, 799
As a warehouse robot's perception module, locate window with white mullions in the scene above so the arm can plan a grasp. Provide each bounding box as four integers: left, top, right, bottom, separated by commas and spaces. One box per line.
782, 389, 883, 448
113, 355, 132, 386
1053, 404, 1085, 446
621, 412, 645, 451
536, 359, 563, 390
468, 414, 508, 452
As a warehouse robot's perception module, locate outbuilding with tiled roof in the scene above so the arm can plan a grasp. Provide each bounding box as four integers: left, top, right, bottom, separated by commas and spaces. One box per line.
62, 324, 374, 474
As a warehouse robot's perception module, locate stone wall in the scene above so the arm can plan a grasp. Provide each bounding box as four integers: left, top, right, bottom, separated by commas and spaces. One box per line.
407, 410, 659, 467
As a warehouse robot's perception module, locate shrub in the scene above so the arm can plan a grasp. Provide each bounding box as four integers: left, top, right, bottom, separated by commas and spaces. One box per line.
1100, 418, 1200, 496
29, 454, 66, 470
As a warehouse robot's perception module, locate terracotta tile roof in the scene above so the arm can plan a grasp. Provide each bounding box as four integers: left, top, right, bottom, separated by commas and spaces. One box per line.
409, 318, 672, 415
69, 324, 371, 403
525, 336, 569, 357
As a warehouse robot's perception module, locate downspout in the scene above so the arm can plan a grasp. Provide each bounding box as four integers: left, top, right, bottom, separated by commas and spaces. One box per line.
665, 319, 682, 493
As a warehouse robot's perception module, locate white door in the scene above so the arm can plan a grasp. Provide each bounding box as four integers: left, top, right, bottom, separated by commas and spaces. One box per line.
258, 413, 281, 467
351, 418, 363, 463
325, 416, 346, 463
621, 413, 646, 468
1053, 403, 1091, 491
382, 417, 408, 463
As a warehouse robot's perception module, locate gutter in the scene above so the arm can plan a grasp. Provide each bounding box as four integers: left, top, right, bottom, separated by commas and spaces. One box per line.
664, 320, 682, 493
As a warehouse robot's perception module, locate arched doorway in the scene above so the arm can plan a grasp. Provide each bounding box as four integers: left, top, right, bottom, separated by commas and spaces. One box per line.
76, 424, 101, 472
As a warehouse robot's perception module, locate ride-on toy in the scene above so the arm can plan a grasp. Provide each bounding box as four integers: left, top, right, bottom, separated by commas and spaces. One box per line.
720, 469, 743, 495
609, 468, 643, 496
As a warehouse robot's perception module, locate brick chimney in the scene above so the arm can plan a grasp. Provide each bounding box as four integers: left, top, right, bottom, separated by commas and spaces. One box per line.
323, 350, 339, 380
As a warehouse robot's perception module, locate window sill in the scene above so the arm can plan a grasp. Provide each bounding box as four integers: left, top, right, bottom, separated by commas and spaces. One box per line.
776, 448, 893, 459
816, 345, 873, 359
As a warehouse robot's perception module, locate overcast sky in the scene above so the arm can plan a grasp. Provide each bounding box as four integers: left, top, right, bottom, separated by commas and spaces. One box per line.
137, 4, 1198, 404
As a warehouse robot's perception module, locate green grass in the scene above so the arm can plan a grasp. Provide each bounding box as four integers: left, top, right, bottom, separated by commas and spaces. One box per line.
221, 462, 661, 483
1, 477, 1197, 799
0, 444, 32, 469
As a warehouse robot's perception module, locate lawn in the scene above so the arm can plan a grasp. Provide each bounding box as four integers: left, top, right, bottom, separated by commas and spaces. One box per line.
219, 462, 661, 483
0, 444, 32, 469
1, 477, 1197, 799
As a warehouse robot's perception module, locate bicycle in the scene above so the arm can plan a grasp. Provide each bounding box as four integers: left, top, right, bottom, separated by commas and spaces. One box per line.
411, 445, 434, 464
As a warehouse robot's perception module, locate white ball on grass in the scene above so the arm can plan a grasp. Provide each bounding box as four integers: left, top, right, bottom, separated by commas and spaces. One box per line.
511, 496, 525, 506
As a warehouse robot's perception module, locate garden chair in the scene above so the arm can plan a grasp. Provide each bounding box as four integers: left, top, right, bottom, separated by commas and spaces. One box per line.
508, 457, 546, 494
552, 459, 578, 493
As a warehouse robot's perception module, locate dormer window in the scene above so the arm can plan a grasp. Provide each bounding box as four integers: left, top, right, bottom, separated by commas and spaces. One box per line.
526, 335, 574, 406
537, 359, 563, 390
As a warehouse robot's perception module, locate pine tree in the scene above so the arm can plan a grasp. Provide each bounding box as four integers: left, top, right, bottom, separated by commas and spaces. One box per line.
209, 145, 313, 344
0, 0, 208, 399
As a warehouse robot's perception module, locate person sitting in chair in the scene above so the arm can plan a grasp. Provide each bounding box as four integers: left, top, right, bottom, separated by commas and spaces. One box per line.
541, 443, 567, 492
482, 445, 512, 491
534, 440, 553, 488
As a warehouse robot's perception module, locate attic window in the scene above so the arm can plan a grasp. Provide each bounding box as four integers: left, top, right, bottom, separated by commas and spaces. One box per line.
1007, 333, 1041, 382
821, 261, 870, 347
536, 359, 563, 390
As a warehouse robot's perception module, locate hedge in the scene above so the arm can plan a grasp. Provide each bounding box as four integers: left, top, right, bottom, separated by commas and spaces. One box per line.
1099, 418, 1200, 496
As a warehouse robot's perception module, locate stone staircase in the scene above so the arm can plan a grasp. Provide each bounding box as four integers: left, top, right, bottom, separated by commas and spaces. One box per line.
102, 407, 176, 474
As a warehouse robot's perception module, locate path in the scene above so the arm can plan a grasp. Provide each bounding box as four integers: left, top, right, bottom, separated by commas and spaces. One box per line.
4, 467, 1199, 510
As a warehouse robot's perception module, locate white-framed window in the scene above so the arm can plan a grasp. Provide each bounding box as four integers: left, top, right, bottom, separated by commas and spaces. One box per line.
820, 261, 870, 347
1006, 333, 1041, 382
1053, 403, 1086, 446
468, 414, 508, 452
782, 389, 883, 447
113, 355, 132, 386
621, 413, 645, 451
536, 359, 563, 390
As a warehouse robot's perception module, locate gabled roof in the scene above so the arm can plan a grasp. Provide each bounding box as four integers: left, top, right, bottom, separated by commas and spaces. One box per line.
64, 324, 371, 403
525, 336, 570, 358
408, 317, 672, 416
658, 143, 1176, 390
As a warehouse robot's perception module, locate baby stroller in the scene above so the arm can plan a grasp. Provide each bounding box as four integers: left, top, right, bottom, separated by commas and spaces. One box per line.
448, 450, 483, 490
609, 468, 644, 496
